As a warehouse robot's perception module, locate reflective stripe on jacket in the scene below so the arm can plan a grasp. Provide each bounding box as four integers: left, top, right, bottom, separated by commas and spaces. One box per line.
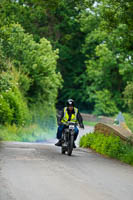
61, 107, 78, 124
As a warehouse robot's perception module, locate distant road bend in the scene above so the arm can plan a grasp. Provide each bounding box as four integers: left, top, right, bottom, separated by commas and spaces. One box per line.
0, 126, 133, 200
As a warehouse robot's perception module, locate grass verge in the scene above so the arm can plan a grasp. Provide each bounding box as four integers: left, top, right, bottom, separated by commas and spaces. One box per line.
80, 132, 133, 166
0, 123, 56, 142
83, 121, 97, 126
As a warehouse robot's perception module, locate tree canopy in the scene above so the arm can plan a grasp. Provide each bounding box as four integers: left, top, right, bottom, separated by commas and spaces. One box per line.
0, 23, 62, 125
0, 0, 133, 119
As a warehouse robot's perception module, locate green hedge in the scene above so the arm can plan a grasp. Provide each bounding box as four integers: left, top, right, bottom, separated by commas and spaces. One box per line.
80, 132, 133, 165
0, 89, 30, 126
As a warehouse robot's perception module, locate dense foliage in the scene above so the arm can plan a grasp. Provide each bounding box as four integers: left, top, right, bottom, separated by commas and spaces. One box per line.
80, 132, 133, 165
0, 0, 86, 109
0, 23, 62, 141
78, 1, 133, 114
0, 24, 62, 104
0, 0, 133, 141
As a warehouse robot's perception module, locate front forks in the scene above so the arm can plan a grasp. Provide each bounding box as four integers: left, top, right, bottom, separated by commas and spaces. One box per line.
62, 130, 75, 146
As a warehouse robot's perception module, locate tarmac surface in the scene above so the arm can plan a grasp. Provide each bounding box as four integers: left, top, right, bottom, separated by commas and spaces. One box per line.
0, 126, 133, 200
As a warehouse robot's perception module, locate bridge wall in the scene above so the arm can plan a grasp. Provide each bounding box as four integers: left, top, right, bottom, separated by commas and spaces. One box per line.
94, 123, 133, 144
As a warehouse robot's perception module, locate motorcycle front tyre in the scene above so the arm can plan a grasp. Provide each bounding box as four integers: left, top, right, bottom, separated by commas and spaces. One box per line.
61, 147, 66, 154
67, 135, 74, 156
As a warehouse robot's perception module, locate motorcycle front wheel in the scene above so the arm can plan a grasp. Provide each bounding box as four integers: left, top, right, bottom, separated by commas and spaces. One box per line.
67, 135, 74, 156
61, 147, 66, 154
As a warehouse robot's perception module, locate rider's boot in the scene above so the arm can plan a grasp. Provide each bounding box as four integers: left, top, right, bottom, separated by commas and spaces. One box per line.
55, 139, 62, 146
73, 142, 76, 148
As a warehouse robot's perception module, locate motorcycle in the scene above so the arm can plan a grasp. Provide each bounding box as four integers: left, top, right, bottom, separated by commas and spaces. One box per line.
61, 122, 77, 156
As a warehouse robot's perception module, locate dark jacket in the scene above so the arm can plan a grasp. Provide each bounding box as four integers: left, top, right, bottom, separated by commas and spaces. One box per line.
57, 108, 84, 128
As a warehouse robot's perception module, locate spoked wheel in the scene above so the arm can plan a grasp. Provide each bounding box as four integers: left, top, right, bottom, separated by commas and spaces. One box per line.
67, 135, 74, 156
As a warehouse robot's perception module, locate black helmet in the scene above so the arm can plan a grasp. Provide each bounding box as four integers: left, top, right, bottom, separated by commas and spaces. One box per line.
67, 99, 74, 107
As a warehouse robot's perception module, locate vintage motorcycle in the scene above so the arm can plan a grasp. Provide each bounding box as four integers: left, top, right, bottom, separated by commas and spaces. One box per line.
61, 122, 77, 156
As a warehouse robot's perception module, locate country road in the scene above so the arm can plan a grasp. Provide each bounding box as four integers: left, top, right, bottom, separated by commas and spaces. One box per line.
0, 126, 133, 200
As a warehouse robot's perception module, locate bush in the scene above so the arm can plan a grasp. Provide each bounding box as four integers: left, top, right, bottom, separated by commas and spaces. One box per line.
2, 89, 30, 125
121, 151, 133, 165
0, 65, 31, 126
123, 113, 133, 133
0, 90, 30, 126
80, 132, 133, 165
123, 82, 133, 113
0, 95, 13, 124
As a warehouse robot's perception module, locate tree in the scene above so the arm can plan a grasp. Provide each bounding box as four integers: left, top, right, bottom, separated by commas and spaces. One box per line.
0, 24, 62, 105
123, 82, 133, 113
0, 0, 86, 109
79, 1, 133, 114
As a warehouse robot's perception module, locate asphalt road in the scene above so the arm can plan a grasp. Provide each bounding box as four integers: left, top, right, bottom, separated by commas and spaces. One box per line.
0, 126, 133, 200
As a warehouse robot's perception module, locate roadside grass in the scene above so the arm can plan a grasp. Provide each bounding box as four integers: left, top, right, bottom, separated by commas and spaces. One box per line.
83, 121, 97, 126
80, 132, 133, 166
0, 124, 56, 142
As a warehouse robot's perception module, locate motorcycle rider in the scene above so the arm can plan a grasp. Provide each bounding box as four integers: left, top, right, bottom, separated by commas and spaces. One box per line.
55, 99, 84, 148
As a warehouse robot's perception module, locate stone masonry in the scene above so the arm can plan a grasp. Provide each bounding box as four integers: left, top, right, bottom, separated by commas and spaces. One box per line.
94, 123, 133, 144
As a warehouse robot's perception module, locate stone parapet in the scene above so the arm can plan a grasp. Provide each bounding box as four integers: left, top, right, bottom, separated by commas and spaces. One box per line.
94, 123, 133, 144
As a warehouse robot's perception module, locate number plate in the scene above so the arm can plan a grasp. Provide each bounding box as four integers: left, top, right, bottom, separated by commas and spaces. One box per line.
69, 125, 75, 129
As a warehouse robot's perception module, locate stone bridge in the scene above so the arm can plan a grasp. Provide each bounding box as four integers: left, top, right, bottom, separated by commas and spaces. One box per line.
94, 123, 133, 144
81, 113, 133, 144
